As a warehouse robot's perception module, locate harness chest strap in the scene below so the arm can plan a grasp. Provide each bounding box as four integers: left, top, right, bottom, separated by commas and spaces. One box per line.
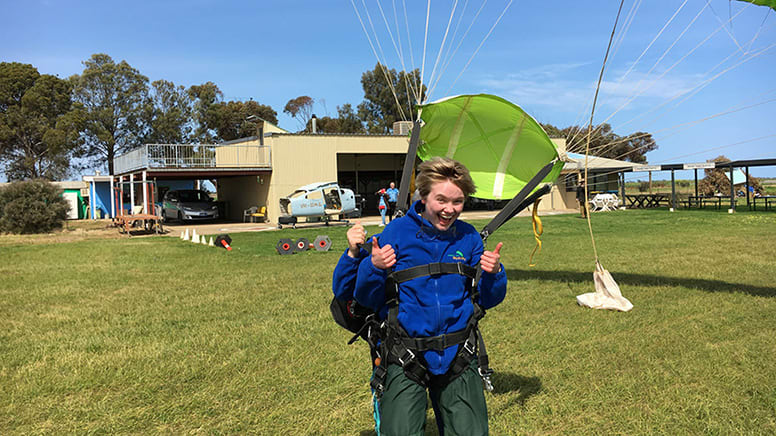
371, 262, 493, 395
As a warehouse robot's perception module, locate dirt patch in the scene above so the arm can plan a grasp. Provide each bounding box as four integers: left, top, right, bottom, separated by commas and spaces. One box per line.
0, 220, 128, 246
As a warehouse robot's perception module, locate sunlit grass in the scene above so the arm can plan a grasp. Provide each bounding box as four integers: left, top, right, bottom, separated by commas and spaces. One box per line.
1, 209, 775, 434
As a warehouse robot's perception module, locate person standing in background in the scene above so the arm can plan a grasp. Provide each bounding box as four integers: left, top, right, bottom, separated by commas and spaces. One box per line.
377, 188, 388, 226
385, 181, 399, 222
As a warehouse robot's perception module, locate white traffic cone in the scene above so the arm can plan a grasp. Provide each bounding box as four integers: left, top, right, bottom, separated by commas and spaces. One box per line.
200, 235, 207, 244
191, 229, 199, 244
208, 237, 214, 247
183, 228, 189, 241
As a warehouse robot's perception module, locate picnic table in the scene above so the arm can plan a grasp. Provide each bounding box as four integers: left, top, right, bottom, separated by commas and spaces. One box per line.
751, 195, 776, 211
685, 196, 722, 209
590, 193, 619, 212
625, 194, 667, 209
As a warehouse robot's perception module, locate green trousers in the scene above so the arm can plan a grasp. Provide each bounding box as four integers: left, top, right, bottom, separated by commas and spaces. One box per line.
376, 361, 488, 436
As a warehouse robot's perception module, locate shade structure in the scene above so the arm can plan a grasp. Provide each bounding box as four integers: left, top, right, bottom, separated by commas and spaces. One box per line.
418, 94, 563, 200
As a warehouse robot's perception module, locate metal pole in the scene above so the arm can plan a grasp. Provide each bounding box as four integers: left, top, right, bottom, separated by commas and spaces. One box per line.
142, 171, 148, 214
745, 166, 750, 208
620, 172, 625, 205
729, 164, 735, 211
129, 173, 135, 215
670, 170, 676, 210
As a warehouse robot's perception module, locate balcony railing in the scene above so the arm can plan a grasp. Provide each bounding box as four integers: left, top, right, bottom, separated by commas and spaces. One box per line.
114, 143, 271, 174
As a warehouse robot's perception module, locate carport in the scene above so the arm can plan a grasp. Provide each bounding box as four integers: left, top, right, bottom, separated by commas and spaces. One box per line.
112, 142, 272, 221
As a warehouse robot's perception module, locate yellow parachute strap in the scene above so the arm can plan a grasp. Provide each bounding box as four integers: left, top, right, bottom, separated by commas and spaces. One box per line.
529, 198, 543, 267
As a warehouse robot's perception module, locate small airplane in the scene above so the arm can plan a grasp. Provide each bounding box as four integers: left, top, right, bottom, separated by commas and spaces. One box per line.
277, 181, 357, 229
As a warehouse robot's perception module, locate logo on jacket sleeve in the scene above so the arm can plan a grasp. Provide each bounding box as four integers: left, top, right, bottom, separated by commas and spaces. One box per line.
448, 250, 466, 261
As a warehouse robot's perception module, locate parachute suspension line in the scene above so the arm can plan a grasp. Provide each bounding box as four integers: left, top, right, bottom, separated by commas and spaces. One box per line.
430, 0, 488, 99
425, 0, 460, 103
428, 0, 471, 99
584, 0, 625, 264
570, 2, 751, 154
401, 0, 421, 101
358, 0, 408, 121
566, 41, 776, 157
420, 0, 431, 105
375, 0, 417, 105
570, 1, 711, 150
615, 0, 688, 88
390, 1, 421, 107
350, 0, 408, 120
567, 1, 713, 150
746, 8, 771, 54
638, 41, 776, 128
568, 91, 776, 158
609, 0, 643, 65
444, 0, 513, 97
575, 133, 776, 192
706, 0, 746, 52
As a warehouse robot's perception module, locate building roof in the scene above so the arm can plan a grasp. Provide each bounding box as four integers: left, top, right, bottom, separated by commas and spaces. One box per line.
563, 152, 643, 171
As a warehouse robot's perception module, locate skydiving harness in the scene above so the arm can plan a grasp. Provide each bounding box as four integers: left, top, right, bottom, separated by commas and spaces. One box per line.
368, 262, 494, 396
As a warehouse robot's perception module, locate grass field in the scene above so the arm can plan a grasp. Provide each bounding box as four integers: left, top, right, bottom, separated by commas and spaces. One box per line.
1, 209, 775, 434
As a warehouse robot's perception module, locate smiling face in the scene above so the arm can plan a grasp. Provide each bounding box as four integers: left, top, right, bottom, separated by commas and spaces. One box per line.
421, 180, 465, 231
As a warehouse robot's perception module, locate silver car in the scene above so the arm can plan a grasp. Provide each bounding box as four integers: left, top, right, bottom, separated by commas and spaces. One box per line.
162, 189, 218, 222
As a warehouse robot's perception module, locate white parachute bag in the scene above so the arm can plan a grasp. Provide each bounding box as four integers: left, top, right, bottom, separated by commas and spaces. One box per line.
576, 261, 633, 312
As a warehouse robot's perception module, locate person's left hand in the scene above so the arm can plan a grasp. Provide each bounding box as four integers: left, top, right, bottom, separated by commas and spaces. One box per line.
480, 242, 503, 273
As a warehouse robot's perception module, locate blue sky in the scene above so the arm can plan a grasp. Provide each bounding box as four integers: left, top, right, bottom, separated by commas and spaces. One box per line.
2, 0, 775, 178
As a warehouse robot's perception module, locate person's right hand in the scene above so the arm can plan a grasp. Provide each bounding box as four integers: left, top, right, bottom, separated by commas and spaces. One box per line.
346, 221, 366, 258
370, 236, 396, 270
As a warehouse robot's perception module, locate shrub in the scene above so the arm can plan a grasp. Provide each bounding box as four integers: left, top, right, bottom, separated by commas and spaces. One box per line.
0, 179, 69, 234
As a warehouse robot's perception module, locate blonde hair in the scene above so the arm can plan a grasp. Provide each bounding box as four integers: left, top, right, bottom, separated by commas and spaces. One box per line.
415, 157, 476, 199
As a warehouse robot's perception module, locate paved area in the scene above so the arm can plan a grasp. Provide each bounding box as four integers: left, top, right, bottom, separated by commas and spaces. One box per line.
164, 208, 578, 237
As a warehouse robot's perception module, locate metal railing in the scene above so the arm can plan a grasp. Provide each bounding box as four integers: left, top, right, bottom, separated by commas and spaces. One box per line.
114, 143, 271, 174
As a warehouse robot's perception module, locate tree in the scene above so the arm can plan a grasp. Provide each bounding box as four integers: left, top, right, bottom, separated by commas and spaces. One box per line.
542, 122, 657, 163
308, 104, 365, 134
697, 155, 764, 196
358, 63, 426, 134
0, 178, 69, 233
0, 62, 79, 180
283, 96, 314, 131
188, 81, 222, 143
210, 100, 278, 141
70, 54, 149, 174
144, 80, 193, 144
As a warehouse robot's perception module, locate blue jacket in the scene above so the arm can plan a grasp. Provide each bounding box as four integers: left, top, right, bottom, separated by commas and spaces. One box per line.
332, 247, 369, 301
355, 200, 507, 375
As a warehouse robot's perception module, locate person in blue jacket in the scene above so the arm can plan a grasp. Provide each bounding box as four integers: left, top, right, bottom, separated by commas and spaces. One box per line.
333, 221, 452, 435
355, 157, 507, 435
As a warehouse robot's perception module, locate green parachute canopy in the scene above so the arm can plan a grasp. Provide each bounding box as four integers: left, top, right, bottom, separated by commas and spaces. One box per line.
417, 94, 564, 200
738, 0, 776, 10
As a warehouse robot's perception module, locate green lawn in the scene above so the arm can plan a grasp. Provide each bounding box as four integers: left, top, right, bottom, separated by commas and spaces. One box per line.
1, 210, 775, 434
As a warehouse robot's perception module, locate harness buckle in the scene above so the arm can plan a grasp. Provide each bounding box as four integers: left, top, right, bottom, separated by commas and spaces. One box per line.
463, 338, 476, 356
479, 367, 495, 392
398, 349, 416, 367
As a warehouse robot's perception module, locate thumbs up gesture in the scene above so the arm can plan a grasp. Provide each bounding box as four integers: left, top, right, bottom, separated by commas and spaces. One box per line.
346, 221, 367, 258
370, 236, 396, 270
480, 242, 503, 274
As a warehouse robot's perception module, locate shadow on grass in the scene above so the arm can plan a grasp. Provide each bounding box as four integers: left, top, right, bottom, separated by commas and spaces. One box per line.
507, 268, 776, 297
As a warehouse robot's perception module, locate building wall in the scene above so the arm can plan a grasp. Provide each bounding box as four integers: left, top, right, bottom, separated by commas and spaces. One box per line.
264, 135, 410, 221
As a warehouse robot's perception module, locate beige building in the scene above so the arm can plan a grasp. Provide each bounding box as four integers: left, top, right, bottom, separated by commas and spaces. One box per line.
112, 118, 638, 223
